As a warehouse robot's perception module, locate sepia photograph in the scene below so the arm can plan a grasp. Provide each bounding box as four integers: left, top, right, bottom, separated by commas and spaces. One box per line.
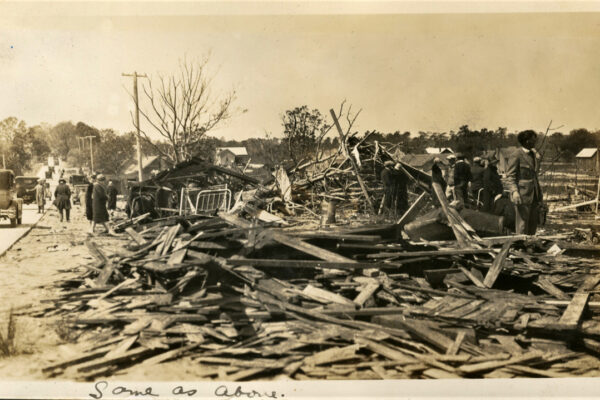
0, 1, 600, 398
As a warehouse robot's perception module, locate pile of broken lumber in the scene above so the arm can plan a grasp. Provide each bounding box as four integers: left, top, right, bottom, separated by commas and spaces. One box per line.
31, 211, 600, 381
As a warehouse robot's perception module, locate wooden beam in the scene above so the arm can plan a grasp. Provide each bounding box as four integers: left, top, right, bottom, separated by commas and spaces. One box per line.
265, 229, 356, 263
329, 108, 375, 214
557, 292, 590, 328
483, 240, 512, 288
397, 191, 428, 227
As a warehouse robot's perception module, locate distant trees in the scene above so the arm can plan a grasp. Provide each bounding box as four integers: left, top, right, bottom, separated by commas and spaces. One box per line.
135, 57, 240, 166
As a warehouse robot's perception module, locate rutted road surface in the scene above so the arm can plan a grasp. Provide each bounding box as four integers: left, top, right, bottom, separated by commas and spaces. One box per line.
0, 204, 44, 256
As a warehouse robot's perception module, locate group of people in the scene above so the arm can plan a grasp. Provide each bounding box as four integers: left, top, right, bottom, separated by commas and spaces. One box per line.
383, 130, 544, 235
442, 130, 544, 235
51, 174, 119, 235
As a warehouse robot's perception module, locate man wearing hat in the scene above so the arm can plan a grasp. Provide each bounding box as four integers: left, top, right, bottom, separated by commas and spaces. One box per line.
90, 174, 117, 235
453, 153, 472, 206
54, 178, 72, 222
505, 130, 543, 235
380, 160, 397, 218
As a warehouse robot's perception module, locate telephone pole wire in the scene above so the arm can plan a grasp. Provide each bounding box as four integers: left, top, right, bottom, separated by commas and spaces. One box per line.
122, 71, 148, 182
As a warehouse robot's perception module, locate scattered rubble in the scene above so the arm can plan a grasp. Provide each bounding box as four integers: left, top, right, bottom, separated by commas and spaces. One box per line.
22, 135, 600, 381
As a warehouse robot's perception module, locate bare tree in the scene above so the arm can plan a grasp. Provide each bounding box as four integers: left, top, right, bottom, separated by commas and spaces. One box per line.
133, 56, 239, 166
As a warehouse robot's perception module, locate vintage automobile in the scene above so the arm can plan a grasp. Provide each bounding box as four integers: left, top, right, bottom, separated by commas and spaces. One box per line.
0, 170, 23, 227
15, 176, 39, 204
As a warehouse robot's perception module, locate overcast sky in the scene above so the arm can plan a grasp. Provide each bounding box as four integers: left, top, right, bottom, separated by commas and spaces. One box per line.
1, 3, 599, 141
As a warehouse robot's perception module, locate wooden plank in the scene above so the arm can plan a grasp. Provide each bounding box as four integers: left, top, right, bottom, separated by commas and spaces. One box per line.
105, 335, 138, 358
431, 181, 475, 248
458, 266, 485, 288
535, 276, 570, 300
303, 344, 360, 366
161, 224, 181, 256
226, 258, 395, 270
483, 240, 512, 288
355, 337, 415, 364
373, 315, 455, 353
396, 192, 428, 227
458, 352, 542, 374
167, 248, 187, 265
557, 292, 589, 328
302, 284, 355, 307
76, 346, 158, 372
266, 230, 356, 263
422, 368, 462, 379
353, 282, 380, 307
445, 331, 466, 356
125, 227, 148, 245
42, 349, 109, 373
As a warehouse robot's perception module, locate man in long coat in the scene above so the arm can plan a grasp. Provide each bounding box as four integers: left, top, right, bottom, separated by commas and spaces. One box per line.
85, 174, 96, 227
505, 130, 543, 235
481, 156, 503, 213
453, 153, 472, 207
54, 178, 71, 222
380, 161, 397, 218
90, 174, 116, 235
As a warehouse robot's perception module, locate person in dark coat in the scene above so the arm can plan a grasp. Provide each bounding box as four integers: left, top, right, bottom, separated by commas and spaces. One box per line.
106, 180, 119, 218
54, 179, 71, 222
470, 156, 485, 208
393, 163, 409, 218
481, 157, 504, 213
85, 174, 96, 227
453, 153, 472, 207
380, 160, 397, 218
90, 174, 116, 235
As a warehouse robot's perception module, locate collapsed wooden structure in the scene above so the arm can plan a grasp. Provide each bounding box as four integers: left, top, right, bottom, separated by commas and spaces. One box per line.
26, 129, 600, 381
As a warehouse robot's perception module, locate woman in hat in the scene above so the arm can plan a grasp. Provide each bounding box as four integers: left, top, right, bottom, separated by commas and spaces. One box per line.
54, 178, 72, 222
85, 174, 96, 227
90, 174, 116, 235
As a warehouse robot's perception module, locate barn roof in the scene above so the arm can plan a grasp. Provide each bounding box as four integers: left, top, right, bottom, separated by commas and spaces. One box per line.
576, 148, 598, 158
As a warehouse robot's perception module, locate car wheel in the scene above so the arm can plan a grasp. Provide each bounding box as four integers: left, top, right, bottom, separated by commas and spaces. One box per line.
10, 217, 16, 227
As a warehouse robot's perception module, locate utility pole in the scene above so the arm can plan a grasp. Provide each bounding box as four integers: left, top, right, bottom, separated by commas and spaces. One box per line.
122, 71, 148, 182
81, 136, 96, 173
2, 153, 5, 169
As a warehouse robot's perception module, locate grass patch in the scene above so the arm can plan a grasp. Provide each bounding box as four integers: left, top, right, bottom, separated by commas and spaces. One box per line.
0, 309, 17, 357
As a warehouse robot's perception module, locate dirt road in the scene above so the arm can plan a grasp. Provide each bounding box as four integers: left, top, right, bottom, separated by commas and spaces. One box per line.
0, 204, 105, 379
0, 204, 45, 256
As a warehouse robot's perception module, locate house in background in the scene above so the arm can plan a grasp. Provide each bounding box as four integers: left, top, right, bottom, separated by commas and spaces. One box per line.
123, 155, 168, 181
425, 147, 454, 155
215, 147, 250, 167
576, 148, 600, 175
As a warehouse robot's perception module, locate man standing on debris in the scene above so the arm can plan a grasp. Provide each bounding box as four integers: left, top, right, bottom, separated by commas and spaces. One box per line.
393, 163, 409, 218
90, 174, 117, 236
54, 178, 71, 222
481, 156, 503, 212
35, 179, 46, 214
506, 130, 543, 235
453, 153, 472, 206
106, 180, 119, 219
444, 154, 456, 200
470, 156, 485, 208
381, 160, 398, 218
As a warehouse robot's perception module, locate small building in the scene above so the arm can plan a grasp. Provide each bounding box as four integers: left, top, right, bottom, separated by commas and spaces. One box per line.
425, 147, 454, 155
215, 147, 250, 167
123, 156, 168, 181
576, 148, 600, 174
